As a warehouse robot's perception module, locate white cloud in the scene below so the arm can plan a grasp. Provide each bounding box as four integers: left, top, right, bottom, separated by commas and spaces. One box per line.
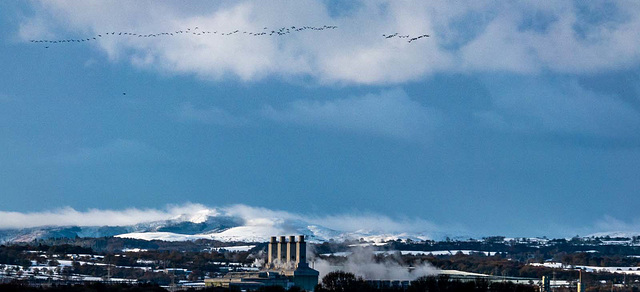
458, 2, 640, 74
177, 102, 250, 126
313, 213, 438, 236
262, 89, 442, 141
3, 203, 635, 240
0, 204, 204, 229
0, 203, 441, 236
19, 1, 640, 83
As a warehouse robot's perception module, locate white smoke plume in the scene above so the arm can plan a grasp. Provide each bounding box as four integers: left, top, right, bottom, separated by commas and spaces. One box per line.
311, 247, 439, 281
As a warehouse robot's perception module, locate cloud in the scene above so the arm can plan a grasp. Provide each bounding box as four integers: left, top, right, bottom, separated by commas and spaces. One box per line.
590, 216, 640, 235
18, 1, 640, 83
0, 203, 441, 236
0, 204, 206, 229
458, 2, 640, 73
213, 204, 442, 236
51, 139, 168, 164
262, 89, 442, 141
473, 77, 640, 140
177, 102, 250, 126
309, 213, 438, 236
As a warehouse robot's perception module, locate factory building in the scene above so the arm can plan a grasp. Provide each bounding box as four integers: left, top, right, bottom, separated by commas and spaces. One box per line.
205, 235, 319, 291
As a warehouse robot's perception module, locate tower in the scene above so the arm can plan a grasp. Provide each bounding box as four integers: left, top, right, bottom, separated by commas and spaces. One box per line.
287, 236, 296, 266
268, 236, 277, 266
296, 235, 307, 267
277, 236, 287, 264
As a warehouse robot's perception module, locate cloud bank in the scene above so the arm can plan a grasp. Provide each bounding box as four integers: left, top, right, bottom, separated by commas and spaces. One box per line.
0, 204, 635, 239
262, 89, 442, 141
0, 203, 442, 237
0, 205, 189, 229
19, 1, 640, 84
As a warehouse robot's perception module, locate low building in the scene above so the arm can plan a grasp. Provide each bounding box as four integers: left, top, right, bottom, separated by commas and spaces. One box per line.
205, 271, 291, 290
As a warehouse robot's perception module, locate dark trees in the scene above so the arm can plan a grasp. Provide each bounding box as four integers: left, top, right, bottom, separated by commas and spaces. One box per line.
317, 271, 370, 292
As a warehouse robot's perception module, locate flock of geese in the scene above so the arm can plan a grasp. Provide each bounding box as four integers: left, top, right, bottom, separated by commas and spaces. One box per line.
29, 25, 429, 48
383, 33, 430, 43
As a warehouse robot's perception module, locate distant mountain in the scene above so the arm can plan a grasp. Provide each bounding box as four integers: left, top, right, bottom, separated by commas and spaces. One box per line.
0, 211, 431, 244
585, 231, 640, 239
0, 226, 130, 243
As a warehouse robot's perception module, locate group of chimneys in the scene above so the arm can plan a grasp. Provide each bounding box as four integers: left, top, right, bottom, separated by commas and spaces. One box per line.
267, 235, 308, 269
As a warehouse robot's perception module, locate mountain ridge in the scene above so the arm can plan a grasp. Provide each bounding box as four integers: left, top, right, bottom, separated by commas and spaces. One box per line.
0, 211, 432, 244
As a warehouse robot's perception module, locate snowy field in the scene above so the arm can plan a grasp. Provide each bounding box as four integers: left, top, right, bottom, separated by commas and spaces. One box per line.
530, 262, 640, 275
211, 245, 256, 252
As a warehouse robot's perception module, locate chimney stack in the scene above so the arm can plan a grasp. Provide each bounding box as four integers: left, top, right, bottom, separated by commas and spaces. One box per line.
268, 236, 277, 265
287, 236, 296, 264
296, 235, 307, 266
278, 236, 286, 263
268, 235, 309, 269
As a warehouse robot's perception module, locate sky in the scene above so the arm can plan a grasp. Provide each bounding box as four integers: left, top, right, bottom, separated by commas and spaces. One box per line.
1, 0, 640, 238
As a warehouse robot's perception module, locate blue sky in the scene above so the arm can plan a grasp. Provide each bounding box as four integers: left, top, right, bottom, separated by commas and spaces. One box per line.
1, 1, 640, 237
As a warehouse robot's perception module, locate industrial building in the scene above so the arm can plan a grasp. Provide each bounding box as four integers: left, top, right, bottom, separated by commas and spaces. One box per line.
205, 235, 319, 291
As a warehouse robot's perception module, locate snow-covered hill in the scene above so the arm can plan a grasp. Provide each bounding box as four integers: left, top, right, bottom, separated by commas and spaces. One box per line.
3, 205, 635, 244
0, 205, 433, 243
115, 218, 431, 243
586, 231, 640, 239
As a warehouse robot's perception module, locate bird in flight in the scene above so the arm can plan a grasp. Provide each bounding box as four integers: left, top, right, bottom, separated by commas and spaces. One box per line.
28, 25, 429, 48
29, 25, 339, 48
383, 32, 430, 43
